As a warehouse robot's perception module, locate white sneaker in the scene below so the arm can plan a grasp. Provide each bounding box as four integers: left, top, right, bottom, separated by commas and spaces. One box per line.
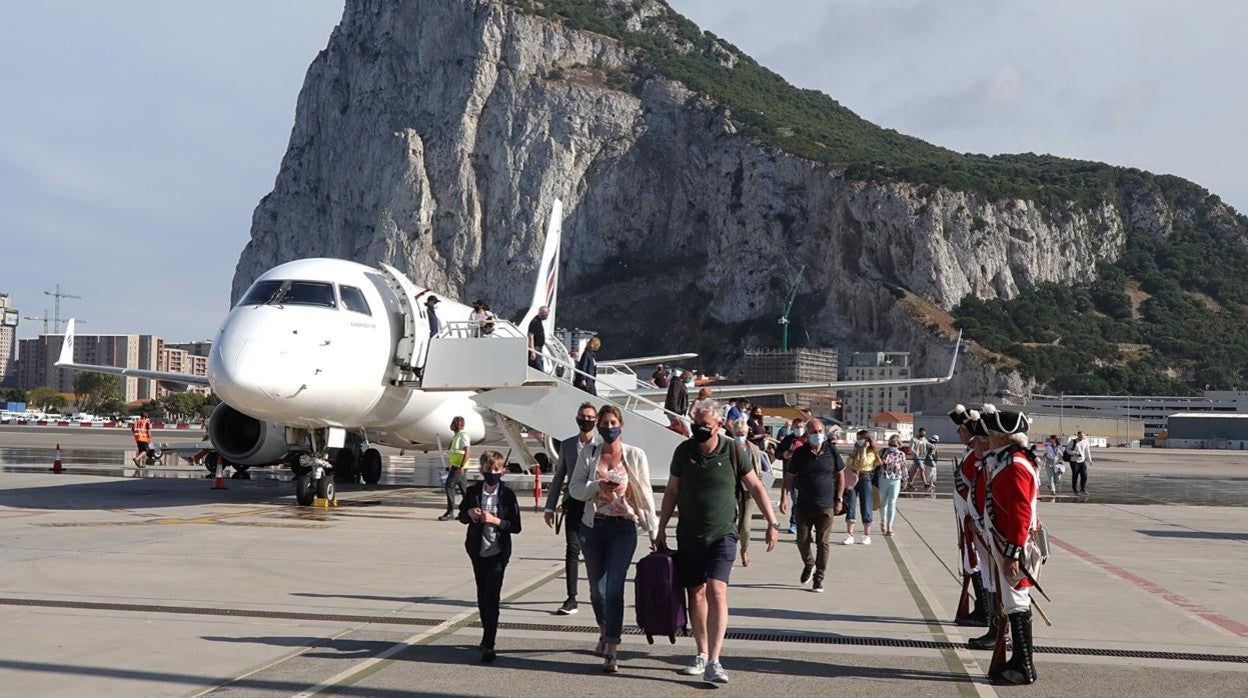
679, 654, 708, 676
842, 534, 855, 545
861, 536, 872, 546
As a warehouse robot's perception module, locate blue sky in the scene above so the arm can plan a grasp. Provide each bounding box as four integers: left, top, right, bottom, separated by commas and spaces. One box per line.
3, 1, 1244, 342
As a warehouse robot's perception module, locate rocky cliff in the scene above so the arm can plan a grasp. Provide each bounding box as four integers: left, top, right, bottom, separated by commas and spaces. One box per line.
234, 0, 1240, 409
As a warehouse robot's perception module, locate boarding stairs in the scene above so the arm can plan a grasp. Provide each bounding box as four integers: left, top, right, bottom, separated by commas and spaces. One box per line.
420, 320, 688, 482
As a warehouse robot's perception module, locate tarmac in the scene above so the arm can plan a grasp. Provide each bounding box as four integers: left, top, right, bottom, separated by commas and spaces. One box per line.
1, 438, 1246, 696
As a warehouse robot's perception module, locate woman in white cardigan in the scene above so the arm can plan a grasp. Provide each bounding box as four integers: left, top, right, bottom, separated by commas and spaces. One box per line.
569, 404, 658, 673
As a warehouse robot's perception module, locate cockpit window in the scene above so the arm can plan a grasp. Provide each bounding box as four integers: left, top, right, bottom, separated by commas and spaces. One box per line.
339, 285, 372, 315
238, 280, 283, 306
236, 280, 337, 309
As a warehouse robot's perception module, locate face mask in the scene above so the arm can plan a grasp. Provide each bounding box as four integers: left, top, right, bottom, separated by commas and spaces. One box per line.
482, 471, 502, 486
855, 439, 866, 448
577, 417, 596, 433
734, 435, 747, 444
807, 432, 825, 447
598, 426, 621, 443
793, 427, 805, 437
691, 424, 715, 443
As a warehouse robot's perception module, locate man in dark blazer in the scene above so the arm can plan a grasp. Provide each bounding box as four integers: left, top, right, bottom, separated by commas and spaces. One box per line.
459, 450, 523, 663
543, 402, 599, 615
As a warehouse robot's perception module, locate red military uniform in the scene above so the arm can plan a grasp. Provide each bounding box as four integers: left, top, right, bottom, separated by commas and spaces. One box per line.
987, 445, 1040, 599
954, 448, 980, 573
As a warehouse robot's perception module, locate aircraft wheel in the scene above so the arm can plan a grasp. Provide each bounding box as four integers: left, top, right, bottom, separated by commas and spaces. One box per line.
295, 472, 315, 506
361, 449, 383, 485
334, 448, 358, 483
316, 476, 335, 501
204, 452, 220, 474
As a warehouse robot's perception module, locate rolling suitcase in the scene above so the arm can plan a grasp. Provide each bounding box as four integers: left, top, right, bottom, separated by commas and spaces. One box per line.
634, 549, 688, 644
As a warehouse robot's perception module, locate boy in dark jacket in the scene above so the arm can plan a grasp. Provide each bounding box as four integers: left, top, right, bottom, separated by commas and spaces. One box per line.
458, 450, 523, 662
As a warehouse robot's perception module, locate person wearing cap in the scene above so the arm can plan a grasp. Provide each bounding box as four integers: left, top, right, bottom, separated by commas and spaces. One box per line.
973, 405, 1042, 686
425, 295, 441, 337
949, 405, 990, 628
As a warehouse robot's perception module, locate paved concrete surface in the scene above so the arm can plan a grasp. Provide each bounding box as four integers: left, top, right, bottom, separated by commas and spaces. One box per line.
1, 456, 1246, 697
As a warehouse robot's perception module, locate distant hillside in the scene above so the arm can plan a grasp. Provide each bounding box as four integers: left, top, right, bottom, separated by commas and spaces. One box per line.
508, 0, 1248, 394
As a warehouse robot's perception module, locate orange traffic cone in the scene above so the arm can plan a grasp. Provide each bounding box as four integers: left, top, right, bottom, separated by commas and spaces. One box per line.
52, 443, 63, 473
211, 462, 228, 490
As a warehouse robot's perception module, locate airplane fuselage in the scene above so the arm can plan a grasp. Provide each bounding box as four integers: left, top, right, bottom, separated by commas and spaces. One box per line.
209, 258, 487, 460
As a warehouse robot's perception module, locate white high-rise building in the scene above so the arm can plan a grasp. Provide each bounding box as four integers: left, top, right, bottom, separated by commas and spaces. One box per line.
0, 294, 17, 387
842, 351, 911, 427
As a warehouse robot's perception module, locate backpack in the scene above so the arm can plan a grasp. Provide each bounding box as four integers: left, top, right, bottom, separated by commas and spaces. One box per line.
634, 549, 688, 644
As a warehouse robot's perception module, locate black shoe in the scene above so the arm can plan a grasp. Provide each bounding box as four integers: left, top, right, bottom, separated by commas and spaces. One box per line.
990, 610, 1037, 685
800, 564, 814, 584
437, 513, 454, 521
557, 598, 579, 615
480, 647, 497, 663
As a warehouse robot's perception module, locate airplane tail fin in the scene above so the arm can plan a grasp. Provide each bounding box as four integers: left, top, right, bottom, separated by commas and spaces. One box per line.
518, 199, 562, 347
57, 319, 76, 366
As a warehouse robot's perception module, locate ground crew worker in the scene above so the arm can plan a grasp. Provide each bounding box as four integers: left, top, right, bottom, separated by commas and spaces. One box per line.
949, 404, 989, 627
438, 416, 471, 521
978, 405, 1042, 686
131, 412, 153, 467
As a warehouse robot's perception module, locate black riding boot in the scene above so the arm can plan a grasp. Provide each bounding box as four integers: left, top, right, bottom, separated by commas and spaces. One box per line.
990, 610, 1038, 685
967, 592, 998, 649
957, 574, 990, 627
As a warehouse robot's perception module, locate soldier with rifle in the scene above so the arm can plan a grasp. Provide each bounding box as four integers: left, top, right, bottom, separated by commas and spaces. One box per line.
974, 404, 1043, 686
949, 405, 990, 627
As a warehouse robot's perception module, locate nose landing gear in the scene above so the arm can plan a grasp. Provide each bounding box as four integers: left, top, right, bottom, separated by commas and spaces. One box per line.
290, 452, 335, 506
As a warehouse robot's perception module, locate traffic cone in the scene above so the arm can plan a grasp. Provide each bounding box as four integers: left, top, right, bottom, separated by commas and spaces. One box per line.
533, 467, 541, 511
51, 444, 63, 473
211, 462, 228, 490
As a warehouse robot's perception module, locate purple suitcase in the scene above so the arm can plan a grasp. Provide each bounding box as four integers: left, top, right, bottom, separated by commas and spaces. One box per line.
634, 549, 688, 644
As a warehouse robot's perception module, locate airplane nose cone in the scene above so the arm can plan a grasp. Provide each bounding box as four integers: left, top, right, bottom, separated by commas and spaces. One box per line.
210, 339, 303, 416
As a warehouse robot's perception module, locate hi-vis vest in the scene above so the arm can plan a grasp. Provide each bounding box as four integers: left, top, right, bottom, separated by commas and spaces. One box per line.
448, 430, 468, 468
132, 418, 152, 442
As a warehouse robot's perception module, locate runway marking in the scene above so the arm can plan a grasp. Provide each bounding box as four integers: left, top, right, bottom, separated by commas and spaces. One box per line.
33, 507, 330, 529
289, 562, 565, 697
1050, 534, 1248, 641
892, 513, 996, 698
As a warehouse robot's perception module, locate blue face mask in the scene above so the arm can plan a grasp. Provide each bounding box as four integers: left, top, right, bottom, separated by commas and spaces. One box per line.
598, 426, 622, 443
482, 471, 502, 486
807, 432, 826, 447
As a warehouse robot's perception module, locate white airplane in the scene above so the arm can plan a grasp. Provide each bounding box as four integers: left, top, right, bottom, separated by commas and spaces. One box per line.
56, 199, 964, 505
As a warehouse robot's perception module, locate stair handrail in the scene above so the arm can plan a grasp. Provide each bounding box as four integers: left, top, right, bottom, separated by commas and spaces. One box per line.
541, 349, 692, 431
433, 317, 694, 430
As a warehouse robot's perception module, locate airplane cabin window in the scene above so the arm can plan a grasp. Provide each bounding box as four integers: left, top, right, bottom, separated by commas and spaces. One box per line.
238, 280, 284, 306
283, 281, 337, 308
339, 285, 372, 315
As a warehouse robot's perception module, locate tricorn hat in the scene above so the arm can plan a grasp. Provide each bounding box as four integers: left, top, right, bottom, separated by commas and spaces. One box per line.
980, 403, 1029, 435
948, 404, 969, 426
964, 408, 990, 437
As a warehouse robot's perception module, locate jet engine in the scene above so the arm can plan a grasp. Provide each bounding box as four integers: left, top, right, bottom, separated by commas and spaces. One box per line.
208, 402, 295, 466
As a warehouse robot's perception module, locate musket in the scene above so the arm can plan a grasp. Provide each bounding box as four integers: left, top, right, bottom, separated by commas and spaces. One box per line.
955, 504, 972, 619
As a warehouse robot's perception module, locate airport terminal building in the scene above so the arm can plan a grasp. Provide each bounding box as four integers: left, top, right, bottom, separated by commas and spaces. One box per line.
1162, 413, 1248, 450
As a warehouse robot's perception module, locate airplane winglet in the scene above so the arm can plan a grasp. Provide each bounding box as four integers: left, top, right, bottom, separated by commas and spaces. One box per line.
945, 329, 963, 380
56, 318, 76, 366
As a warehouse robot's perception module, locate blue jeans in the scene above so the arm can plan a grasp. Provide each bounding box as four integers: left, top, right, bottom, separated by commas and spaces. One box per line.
878, 477, 901, 529
844, 473, 874, 524
579, 516, 638, 645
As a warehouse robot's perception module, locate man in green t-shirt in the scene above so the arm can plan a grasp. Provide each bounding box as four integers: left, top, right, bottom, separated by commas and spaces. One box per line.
657, 399, 779, 685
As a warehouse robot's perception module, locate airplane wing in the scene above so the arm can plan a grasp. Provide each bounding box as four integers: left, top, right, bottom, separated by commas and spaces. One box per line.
600, 353, 698, 368
54, 319, 212, 386
627, 332, 963, 401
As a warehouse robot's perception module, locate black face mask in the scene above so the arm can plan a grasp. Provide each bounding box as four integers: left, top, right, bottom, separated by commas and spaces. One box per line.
691, 424, 715, 443
482, 471, 502, 486
577, 417, 596, 433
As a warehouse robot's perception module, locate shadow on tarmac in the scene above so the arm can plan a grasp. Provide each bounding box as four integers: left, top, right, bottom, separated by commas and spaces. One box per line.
1137, 529, 1248, 542
731, 606, 934, 626
0, 478, 290, 510
289, 591, 479, 610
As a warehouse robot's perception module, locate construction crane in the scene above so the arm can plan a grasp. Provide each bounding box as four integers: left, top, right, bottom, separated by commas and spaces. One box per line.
23, 310, 84, 335
44, 285, 82, 333
776, 264, 806, 351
